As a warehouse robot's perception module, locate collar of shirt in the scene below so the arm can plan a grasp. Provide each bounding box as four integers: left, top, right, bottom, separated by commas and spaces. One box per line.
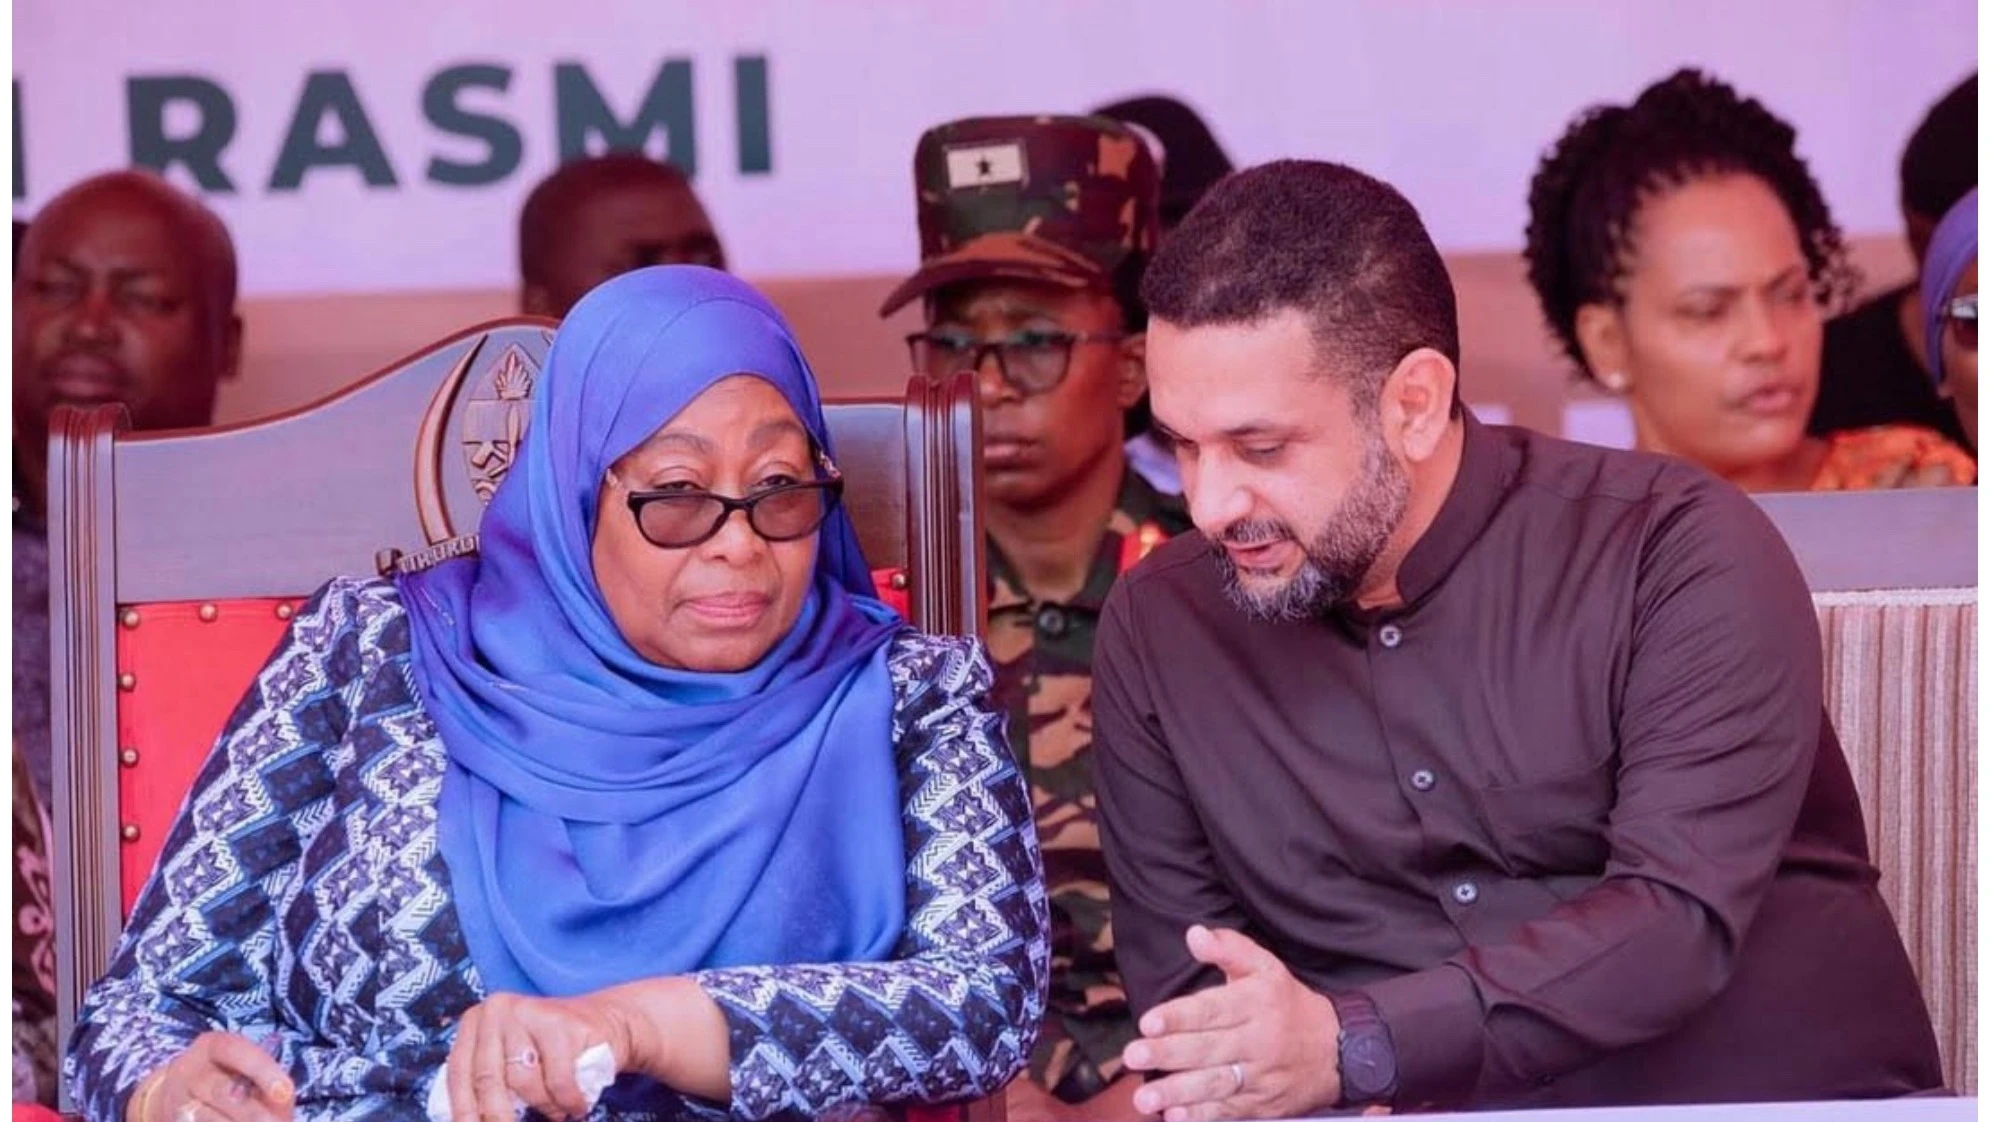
1335, 410, 1521, 627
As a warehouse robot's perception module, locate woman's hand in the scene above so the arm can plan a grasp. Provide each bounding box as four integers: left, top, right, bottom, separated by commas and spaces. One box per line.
595, 976, 731, 1103
444, 992, 636, 1122
128, 1032, 294, 1122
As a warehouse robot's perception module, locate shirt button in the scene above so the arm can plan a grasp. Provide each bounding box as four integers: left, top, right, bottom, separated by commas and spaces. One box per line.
1410, 769, 1437, 792
1034, 605, 1070, 638
1378, 624, 1403, 648
1452, 881, 1479, 905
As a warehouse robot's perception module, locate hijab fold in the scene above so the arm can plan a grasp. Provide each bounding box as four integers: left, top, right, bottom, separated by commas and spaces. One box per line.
398, 266, 906, 997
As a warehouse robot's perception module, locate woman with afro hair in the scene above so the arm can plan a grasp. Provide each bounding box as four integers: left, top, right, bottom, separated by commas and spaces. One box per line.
1524, 69, 1974, 492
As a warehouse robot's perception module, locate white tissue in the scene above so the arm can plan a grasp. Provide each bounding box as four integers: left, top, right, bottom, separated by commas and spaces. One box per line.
425, 1043, 618, 1122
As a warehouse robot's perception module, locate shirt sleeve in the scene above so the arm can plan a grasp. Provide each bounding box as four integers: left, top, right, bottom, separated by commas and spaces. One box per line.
1092, 585, 1252, 1020
1357, 484, 1828, 1106
694, 634, 1050, 1121
64, 581, 398, 1122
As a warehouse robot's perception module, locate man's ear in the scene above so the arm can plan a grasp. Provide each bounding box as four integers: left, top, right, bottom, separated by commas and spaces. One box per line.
1378, 347, 1457, 463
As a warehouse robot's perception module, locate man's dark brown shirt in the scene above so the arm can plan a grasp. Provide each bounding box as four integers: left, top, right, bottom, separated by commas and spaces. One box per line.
1095, 414, 1942, 1110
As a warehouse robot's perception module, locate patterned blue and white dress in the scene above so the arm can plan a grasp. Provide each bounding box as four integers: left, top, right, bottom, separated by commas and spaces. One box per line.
67, 577, 1049, 1122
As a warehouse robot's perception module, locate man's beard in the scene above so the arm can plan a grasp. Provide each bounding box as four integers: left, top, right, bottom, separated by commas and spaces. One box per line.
1209, 430, 1410, 622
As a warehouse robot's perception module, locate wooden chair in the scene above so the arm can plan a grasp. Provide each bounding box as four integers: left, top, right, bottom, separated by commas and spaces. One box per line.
47, 318, 995, 1120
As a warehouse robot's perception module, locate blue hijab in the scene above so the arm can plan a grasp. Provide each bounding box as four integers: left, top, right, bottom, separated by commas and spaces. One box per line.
1922, 188, 1978, 386
398, 266, 907, 998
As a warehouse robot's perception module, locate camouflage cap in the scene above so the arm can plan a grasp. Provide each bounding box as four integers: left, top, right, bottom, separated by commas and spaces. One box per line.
879, 114, 1161, 317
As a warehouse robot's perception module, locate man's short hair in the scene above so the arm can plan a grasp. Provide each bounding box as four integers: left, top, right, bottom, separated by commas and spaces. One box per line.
1141, 159, 1460, 410
1900, 73, 1977, 222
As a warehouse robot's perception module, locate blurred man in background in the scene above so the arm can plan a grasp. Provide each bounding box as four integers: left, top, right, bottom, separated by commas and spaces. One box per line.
11, 168, 240, 1108
13, 169, 241, 800
517, 152, 726, 318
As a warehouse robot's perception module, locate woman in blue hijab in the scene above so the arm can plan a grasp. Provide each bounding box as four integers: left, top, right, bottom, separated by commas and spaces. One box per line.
1921, 189, 1978, 451
69, 267, 1048, 1122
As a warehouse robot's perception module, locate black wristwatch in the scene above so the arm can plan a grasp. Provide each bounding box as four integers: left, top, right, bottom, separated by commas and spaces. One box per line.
1332, 992, 1400, 1108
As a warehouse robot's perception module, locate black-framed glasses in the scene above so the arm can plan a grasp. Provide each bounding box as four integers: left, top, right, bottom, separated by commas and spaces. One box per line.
615, 455, 845, 549
905, 328, 1126, 396
1944, 293, 1977, 353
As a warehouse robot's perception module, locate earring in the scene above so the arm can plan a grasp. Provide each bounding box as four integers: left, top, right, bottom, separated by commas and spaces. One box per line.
1598, 370, 1630, 394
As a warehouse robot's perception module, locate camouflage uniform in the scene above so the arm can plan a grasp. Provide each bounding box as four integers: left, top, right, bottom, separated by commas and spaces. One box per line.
884, 115, 1193, 1102
987, 474, 1188, 1101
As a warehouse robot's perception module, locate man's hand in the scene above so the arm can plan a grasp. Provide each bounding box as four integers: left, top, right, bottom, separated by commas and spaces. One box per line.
1121, 926, 1345, 1121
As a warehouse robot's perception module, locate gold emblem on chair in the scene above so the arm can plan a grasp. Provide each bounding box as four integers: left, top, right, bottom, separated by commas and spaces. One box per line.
383, 326, 554, 576
460, 345, 536, 502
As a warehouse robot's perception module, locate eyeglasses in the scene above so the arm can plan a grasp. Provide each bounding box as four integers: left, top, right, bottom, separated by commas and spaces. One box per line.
905, 328, 1126, 396
613, 456, 844, 549
1944, 293, 1977, 353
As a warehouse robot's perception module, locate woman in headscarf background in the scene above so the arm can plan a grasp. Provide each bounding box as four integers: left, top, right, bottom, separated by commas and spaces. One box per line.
1523, 69, 1975, 491
67, 267, 1048, 1122
1922, 189, 1977, 451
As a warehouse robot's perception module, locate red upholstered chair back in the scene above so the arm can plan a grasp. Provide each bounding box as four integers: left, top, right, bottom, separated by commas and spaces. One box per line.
47, 319, 991, 1119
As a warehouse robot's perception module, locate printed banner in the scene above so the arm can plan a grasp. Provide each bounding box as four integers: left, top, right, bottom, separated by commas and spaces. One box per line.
13, 0, 1975, 295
